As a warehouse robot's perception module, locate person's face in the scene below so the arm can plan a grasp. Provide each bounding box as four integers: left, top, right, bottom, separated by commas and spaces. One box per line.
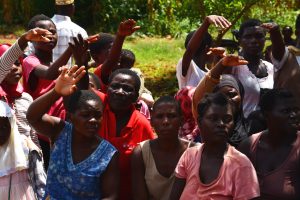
91, 43, 112, 65
33, 20, 57, 51
265, 98, 300, 133
69, 100, 103, 138
282, 27, 293, 38
151, 102, 182, 139
3, 61, 22, 85
198, 104, 234, 144
107, 73, 137, 112
239, 26, 265, 56
218, 86, 241, 112
0, 117, 11, 146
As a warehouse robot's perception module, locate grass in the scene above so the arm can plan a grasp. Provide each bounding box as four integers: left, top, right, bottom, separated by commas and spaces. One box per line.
124, 37, 185, 98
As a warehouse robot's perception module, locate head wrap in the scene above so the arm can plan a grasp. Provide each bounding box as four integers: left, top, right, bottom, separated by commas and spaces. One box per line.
0, 101, 28, 177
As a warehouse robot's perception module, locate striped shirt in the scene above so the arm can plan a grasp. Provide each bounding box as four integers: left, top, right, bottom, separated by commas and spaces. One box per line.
0, 41, 23, 84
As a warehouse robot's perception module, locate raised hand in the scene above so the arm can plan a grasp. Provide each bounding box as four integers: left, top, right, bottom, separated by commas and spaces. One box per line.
207, 47, 227, 57
86, 34, 100, 44
261, 22, 279, 32
117, 19, 140, 37
221, 55, 248, 67
54, 65, 86, 96
205, 15, 231, 29
23, 28, 53, 42
69, 34, 90, 66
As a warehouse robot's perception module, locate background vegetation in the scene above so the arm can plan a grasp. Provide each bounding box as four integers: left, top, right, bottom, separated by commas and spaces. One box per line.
0, 0, 299, 97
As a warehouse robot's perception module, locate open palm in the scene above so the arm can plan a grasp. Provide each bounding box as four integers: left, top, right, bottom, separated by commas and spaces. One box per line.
54, 65, 86, 96
221, 55, 248, 67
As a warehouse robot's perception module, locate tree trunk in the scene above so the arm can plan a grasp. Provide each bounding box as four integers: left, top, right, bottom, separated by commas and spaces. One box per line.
3, 0, 13, 24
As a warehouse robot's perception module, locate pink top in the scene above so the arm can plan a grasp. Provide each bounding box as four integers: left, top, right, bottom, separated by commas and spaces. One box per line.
22, 55, 65, 119
248, 132, 300, 199
175, 144, 260, 200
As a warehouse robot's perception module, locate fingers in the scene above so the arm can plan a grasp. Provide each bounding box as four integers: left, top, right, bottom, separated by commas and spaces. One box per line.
33, 27, 52, 35
59, 66, 69, 77
73, 66, 86, 83
86, 34, 100, 44
212, 16, 231, 29
132, 26, 141, 32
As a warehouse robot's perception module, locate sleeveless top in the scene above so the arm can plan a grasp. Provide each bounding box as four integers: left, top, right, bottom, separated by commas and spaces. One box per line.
140, 140, 191, 200
45, 122, 117, 200
249, 131, 300, 200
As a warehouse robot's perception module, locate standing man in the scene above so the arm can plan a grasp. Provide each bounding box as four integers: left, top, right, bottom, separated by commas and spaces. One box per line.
52, 0, 88, 67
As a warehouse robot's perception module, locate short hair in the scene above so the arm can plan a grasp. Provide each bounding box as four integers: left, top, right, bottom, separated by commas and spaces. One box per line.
238, 19, 262, 39
108, 68, 141, 95
89, 33, 115, 55
197, 92, 234, 121
120, 49, 135, 69
28, 14, 54, 30
66, 90, 103, 113
88, 72, 101, 90
152, 96, 182, 116
184, 30, 212, 55
296, 14, 300, 29
259, 88, 295, 113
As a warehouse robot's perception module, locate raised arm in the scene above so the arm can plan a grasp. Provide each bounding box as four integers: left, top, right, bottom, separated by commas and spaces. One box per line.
181, 15, 231, 77
192, 54, 248, 119
131, 145, 149, 200
100, 19, 140, 84
26, 65, 86, 141
261, 22, 285, 61
0, 28, 51, 83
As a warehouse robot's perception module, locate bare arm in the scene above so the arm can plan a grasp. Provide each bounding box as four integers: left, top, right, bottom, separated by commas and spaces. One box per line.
181, 15, 231, 77
261, 23, 285, 61
131, 145, 149, 200
101, 152, 120, 200
168, 177, 186, 200
101, 19, 140, 84
26, 65, 86, 141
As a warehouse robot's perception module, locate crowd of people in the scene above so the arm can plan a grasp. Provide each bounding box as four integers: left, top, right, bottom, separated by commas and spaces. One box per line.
0, 0, 300, 199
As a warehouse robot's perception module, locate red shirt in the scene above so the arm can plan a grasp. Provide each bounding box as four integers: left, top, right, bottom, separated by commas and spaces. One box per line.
94, 64, 108, 93
96, 91, 155, 200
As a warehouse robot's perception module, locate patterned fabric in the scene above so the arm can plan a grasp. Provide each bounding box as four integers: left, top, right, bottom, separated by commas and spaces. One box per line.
175, 86, 200, 141
51, 14, 88, 68
45, 122, 117, 200
0, 42, 23, 84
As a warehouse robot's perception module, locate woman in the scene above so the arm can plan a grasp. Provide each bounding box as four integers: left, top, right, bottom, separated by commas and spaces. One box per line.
26, 65, 119, 199
0, 100, 44, 200
132, 96, 194, 200
239, 89, 300, 199
192, 53, 249, 146
170, 92, 260, 200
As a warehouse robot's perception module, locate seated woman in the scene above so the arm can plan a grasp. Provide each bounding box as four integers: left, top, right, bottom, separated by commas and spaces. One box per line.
26, 66, 119, 199
0, 100, 44, 200
239, 89, 300, 199
170, 92, 260, 200
192, 52, 249, 146
131, 96, 194, 200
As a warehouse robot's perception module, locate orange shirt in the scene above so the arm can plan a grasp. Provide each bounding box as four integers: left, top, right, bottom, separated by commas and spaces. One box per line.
175, 144, 260, 200
96, 91, 155, 200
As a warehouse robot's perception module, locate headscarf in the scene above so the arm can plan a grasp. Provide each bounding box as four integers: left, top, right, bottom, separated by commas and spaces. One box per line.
0, 101, 28, 177
213, 74, 249, 146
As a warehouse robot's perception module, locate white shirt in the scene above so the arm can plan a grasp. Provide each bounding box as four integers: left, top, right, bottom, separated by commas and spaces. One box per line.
176, 58, 206, 89
51, 14, 88, 68
232, 60, 274, 118
272, 47, 300, 71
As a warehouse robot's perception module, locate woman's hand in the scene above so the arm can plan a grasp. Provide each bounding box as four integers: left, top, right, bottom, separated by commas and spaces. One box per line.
221, 55, 248, 67
69, 34, 90, 66
207, 47, 227, 57
205, 15, 231, 29
117, 19, 140, 37
54, 65, 86, 96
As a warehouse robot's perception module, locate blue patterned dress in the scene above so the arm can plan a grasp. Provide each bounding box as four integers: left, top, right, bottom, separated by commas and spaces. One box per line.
44, 122, 117, 200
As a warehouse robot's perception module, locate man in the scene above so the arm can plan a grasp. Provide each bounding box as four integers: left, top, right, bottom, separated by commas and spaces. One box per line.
52, 0, 88, 67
